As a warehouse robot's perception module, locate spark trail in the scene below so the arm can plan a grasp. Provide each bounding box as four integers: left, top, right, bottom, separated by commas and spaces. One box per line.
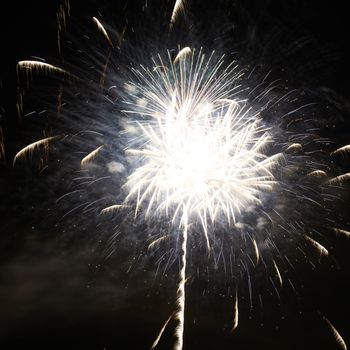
174, 225, 188, 350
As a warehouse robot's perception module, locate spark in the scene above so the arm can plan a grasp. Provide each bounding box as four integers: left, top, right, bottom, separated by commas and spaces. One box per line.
286, 143, 302, 151
333, 228, 350, 238
307, 170, 327, 177
232, 288, 239, 332
92, 17, 114, 48
173, 225, 188, 350
100, 51, 111, 88
304, 235, 328, 256
57, 0, 71, 56
170, 0, 186, 29
17, 60, 69, 76
331, 144, 350, 156
323, 317, 347, 350
13, 136, 58, 165
272, 259, 283, 287
328, 173, 350, 185
174, 47, 192, 64
148, 235, 170, 251
81, 145, 104, 168
151, 312, 175, 350
100, 204, 129, 215
252, 238, 260, 265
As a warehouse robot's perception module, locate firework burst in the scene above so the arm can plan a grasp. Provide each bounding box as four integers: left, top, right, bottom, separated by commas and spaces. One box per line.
123, 49, 280, 240
8, 0, 349, 349
120, 49, 282, 347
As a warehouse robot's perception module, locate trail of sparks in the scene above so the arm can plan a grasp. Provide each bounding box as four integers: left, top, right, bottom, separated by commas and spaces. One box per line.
304, 235, 328, 256
286, 143, 302, 152
100, 204, 129, 215
323, 317, 347, 350
57, 0, 70, 56
93, 17, 114, 48
252, 238, 260, 265
151, 312, 175, 350
333, 228, 350, 238
13, 136, 58, 165
331, 144, 350, 156
328, 173, 350, 185
232, 287, 239, 332
174, 47, 192, 64
17, 60, 69, 76
307, 170, 327, 177
272, 259, 283, 287
173, 225, 188, 350
81, 145, 104, 168
170, 0, 186, 29
148, 235, 170, 251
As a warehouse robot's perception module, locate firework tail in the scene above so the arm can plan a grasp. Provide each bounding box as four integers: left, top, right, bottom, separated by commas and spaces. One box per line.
151, 312, 175, 350
173, 224, 188, 350
323, 317, 347, 350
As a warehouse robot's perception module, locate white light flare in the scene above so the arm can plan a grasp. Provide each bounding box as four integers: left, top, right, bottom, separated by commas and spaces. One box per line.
124, 49, 281, 242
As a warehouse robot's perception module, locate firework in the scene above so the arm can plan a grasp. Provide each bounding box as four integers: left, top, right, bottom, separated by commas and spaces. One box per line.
17, 60, 70, 77
81, 145, 104, 168
93, 17, 114, 48
170, 0, 186, 29
118, 49, 283, 347
123, 49, 280, 241
11, 0, 349, 349
330, 144, 350, 156
323, 317, 347, 350
13, 136, 58, 165
231, 287, 239, 332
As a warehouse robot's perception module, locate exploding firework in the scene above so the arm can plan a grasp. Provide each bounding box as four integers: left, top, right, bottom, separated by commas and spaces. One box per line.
124, 49, 280, 239
6, 0, 349, 349
120, 49, 282, 347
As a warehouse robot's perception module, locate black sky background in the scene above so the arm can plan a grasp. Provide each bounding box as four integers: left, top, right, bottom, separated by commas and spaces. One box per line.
0, 1, 350, 349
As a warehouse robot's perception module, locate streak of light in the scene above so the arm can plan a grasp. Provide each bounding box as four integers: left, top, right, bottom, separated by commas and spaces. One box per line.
81, 145, 104, 168
304, 235, 328, 256
13, 136, 58, 165
323, 317, 347, 350
93, 17, 114, 48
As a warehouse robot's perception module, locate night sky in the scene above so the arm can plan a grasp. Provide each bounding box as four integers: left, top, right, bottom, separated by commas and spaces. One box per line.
0, 1, 349, 349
